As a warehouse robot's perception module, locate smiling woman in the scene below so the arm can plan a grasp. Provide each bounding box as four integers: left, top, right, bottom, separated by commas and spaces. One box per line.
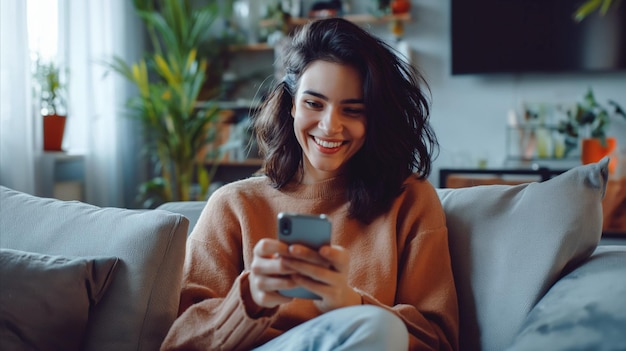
162, 18, 458, 351
291, 61, 367, 183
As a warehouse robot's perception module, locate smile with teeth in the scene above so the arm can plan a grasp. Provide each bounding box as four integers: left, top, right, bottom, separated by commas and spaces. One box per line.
313, 136, 343, 149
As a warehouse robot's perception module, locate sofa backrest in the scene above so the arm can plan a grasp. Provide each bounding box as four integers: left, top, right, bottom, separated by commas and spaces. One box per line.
155, 159, 609, 351
437, 159, 608, 351
0, 186, 188, 351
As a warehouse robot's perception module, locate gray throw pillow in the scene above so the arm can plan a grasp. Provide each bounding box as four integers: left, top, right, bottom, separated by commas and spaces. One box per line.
507, 246, 626, 351
0, 248, 118, 351
436, 158, 609, 351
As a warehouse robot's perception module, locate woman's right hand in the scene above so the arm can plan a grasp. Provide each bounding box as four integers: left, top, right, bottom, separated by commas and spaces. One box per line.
249, 238, 297, 308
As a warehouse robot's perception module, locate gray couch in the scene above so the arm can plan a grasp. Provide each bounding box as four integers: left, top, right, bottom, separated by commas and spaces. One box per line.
1, 158, 625, 351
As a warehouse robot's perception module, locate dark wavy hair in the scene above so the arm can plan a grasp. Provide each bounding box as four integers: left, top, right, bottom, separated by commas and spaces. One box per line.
253, 18, 438, 223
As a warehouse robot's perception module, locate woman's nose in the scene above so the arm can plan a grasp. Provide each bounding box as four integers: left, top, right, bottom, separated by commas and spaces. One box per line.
319, 108, 342, 134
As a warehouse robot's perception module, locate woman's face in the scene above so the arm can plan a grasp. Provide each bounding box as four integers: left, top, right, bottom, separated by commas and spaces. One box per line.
291, 60, 367, 184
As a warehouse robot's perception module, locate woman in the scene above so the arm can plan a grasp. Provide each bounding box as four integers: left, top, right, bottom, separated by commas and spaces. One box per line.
161, 18, 459, 351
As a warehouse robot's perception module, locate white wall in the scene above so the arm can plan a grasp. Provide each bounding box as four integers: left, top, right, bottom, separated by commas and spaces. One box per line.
365, 0, 626, 185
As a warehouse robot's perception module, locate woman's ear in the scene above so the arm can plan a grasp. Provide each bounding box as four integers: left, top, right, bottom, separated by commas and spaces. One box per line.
291, 100, 296, 118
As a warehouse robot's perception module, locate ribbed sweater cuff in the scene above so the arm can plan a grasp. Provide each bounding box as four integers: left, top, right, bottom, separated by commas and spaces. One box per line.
214, 271, 278, 349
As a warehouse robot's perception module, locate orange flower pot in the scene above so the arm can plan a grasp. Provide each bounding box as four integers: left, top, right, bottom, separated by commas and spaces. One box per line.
581, 137, 617, 174
43, 114, 66, 151
391, 0, 411, 14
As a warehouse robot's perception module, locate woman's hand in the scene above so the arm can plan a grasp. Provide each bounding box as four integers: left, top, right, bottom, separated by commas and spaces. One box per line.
249, 238, 298, 308
282, 244, 362, 312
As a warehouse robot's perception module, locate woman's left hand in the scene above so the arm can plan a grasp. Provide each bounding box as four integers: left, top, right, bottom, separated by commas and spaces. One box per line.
282, 244, 361, 312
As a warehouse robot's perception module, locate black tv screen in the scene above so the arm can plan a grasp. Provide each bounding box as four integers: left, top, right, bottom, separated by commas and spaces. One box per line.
451, 0, 626, 75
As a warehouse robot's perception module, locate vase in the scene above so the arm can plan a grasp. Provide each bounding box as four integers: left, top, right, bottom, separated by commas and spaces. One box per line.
581, 137, 617, 174
43, 114, 66, 151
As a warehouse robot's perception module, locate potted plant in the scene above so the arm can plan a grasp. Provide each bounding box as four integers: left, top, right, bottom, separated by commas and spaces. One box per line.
108, 0, 234, 206
557, 88, 626, 173
34, 59, 68, 151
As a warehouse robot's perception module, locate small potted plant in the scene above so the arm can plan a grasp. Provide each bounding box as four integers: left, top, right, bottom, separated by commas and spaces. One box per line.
34, 60, 68, 151
557, 88, 625, 173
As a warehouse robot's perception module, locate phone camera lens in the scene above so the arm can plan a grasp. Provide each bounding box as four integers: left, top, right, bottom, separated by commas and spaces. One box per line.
280, 218, 291, 235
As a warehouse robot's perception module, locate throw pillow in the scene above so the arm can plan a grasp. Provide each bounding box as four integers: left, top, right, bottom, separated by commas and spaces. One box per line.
506, 246, 626, 351
436, 158, 608, 351
0, 248, 119, 351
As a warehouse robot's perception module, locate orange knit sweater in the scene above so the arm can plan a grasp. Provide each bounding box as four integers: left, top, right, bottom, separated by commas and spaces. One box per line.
161, 174, 459, 351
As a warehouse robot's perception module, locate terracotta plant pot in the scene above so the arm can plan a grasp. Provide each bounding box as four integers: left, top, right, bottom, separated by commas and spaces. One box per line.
43, 114, 66, 151
391, 0, 411, 14
581, 137, 617, 174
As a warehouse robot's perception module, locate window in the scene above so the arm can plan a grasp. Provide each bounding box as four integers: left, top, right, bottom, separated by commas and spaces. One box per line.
27, 0, 59, 63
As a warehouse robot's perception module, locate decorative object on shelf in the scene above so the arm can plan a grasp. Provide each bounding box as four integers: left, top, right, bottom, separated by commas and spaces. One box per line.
309, 0, 343, 18
33, 59, 68, 151
232, 0, 261, 44
507, 102, 572, 161
581, 137, 618, 172
390, 0, 410, 15
107, 0, 231, 206
557, 88, 626, 173
573, 0, 621, 22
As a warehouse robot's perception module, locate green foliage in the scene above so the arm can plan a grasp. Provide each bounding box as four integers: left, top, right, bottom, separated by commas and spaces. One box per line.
573, 0, 622, 22
33, 59, 67, 116
107, 0, 233, 205
557, 88, 626, 155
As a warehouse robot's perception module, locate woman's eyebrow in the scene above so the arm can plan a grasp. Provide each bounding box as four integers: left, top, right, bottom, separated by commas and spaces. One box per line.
302, 90, 328, 101
302, 90, 364, 104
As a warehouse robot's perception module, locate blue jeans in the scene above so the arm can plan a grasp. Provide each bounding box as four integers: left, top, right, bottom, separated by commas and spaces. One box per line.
253, 305, 409, 351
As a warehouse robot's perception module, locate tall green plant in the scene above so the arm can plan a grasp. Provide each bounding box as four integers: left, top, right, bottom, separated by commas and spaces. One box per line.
108, 0, 230, 205
573, 0, 622, 22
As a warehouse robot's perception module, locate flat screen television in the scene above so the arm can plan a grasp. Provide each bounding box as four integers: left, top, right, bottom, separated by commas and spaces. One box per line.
451, 0, 626, 75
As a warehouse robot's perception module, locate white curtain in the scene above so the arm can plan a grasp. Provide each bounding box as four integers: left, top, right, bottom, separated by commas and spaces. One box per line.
0, 1, 37, 194
64, 0, 145, 207
1, 0, 145, 207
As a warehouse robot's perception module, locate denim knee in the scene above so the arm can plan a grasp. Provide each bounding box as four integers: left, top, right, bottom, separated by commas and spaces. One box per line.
337, 305, 408, 351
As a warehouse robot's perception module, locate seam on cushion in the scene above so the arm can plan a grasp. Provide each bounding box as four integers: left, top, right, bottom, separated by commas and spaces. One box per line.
136, 213, 187, 350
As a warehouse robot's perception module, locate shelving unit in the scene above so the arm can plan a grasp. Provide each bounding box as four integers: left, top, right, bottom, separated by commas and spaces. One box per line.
259, 12, 411, 28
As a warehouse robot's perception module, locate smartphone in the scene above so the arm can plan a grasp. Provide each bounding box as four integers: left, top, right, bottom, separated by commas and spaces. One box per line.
277, 212, 331, 299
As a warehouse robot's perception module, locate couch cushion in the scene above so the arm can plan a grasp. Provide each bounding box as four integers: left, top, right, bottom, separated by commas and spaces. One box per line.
506, 245, 626, 351
157, 201, 206, 236
0, 248, 118, 351
0, 186, 188, 351
436, 158, 608, 351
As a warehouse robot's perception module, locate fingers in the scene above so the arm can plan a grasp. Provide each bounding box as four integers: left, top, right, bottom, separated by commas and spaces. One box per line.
282, 245, 360, 311
249, 240, 355, 310
254, 238, 290, 258
287, 244, 332, 268
249, 238, 298, 308
248, 273, 295, 307
319, 245, 350, 273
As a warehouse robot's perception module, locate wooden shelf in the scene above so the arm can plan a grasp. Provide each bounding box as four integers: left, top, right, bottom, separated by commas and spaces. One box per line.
260, 13, 410, 27
228, 43, 273, 52
295, 13, 410, 25
195, 99, 261, 111
207, 158, 263, 167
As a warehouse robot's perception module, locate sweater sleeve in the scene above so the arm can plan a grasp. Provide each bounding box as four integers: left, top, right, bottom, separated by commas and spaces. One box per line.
357, 182, 459, 351
160, 188, 279, 351
161, 270, 278, 351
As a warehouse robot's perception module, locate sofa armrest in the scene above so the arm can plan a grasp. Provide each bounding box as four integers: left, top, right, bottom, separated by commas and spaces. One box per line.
157, 201, 206, 236
507, 245, 626, 351
0, 186, 188, 351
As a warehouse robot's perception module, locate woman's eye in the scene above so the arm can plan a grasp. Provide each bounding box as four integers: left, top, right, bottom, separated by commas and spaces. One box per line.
344, 108, 365, 116
304, 100, 322, 109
